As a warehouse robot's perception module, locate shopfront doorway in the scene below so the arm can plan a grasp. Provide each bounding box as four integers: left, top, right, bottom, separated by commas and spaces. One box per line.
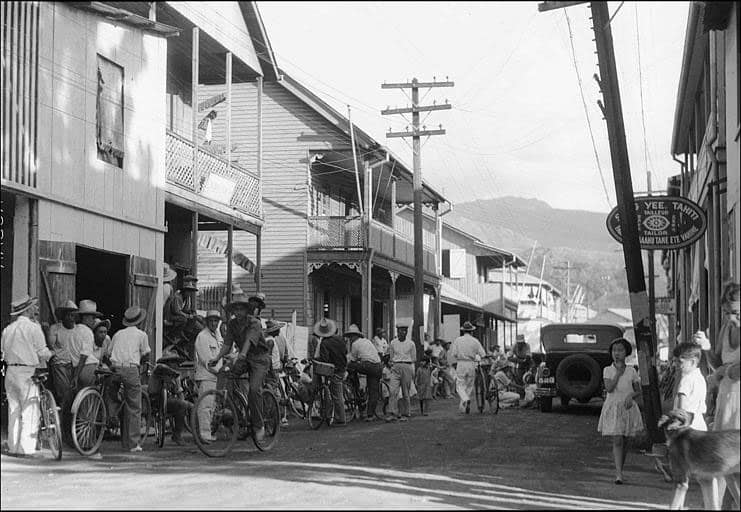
75, 246, 128, 332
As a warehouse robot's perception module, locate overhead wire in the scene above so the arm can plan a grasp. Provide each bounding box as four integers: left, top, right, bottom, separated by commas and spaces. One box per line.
635, 3, 652, 193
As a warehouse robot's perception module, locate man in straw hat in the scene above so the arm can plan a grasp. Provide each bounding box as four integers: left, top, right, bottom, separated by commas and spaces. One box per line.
209, 288, 271, 441
314, 318, 348, 426
345, 324, 382, 421
194, 310, 224, 442
1, 295, 52, 456
386, 323, 416, 422
449, 321, 486, 414
109, 306, 151, 452
70, 299, 102, 390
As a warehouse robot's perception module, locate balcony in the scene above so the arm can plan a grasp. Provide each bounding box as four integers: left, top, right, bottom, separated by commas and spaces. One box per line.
165, 130, 261, 219
307, 216, 436, 274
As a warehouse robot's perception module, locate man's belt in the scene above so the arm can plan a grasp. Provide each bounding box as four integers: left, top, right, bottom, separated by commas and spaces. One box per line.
112, 363, 140, 368
7, 363, 34, 367
393, 361, 413, 364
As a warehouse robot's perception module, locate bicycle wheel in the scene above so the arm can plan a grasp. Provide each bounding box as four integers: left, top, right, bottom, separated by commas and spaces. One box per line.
71, 388, 107, 456
139, 392, 152, 445
307, 386, 325, 430
191, 389, 239, 457
41, 389, 63, 461
253, 389, 280, 451
155, 388, 168, 449
284, 380, 306, 419
342, 381, 357, 423
474, 370, 485, 414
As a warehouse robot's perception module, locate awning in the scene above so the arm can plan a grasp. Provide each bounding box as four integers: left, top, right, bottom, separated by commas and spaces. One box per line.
440, 282, 482, 312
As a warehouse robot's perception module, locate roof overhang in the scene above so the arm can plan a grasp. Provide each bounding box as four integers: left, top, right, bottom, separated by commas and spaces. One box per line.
239, 2, 279, 81
69, 2, 181, 37
440, 282, 483, 312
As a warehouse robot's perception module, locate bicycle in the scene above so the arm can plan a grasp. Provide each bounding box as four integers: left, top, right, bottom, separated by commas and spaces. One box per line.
305, 360, 337, 429
147, 359, 196, 448
70, 366, 152, 456
474, 358, 499, 414
276, 358, 307, 420
30, 368, 63, 460
190, 364, 280, 457
344, 367, 369, 422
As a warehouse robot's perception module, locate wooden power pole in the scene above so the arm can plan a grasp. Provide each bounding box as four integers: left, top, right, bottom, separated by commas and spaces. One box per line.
538, 1, 664, 445
382, 78, 453, 360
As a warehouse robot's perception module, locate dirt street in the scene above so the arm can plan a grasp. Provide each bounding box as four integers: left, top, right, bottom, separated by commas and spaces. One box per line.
2, 398, 703, 509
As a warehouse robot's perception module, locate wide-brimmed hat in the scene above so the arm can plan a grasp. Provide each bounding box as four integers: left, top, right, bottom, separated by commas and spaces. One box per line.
205, 310, 221, 321
264, 319, 284, 335
122, 306, 147, 327
344, 324, 364, 337
515, 334, 526, 342
313, 318, 337, 338
461, 321, 476, 332
9, 295, 38, 316
248, 292, 266, 308
182, 274, 199, 291
226, 294, 251, 311
92, 318, 111, 332
56, 300, 79, 315
78, 299, 104, 318
163, 263, 178, 283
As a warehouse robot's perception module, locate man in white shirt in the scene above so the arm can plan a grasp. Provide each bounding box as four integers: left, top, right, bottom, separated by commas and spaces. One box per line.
110, 306, 151, 452
449, 321, 486, 414
345, 324, 382, 421
1, 295, 52, 456
372, 328, 389, 360
194, 310, 223, 442
387, 324, 416, 422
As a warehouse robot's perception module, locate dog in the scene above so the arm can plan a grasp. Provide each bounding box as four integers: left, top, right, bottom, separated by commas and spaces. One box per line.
658, 409, 740, 510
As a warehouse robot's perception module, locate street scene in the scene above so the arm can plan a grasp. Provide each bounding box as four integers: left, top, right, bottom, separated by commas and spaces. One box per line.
1, 1, 740, 510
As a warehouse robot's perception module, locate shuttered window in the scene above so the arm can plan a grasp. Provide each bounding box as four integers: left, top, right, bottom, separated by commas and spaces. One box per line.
442, 249, 450, 277
96, 55, 124, 167
449, 249, 466, 279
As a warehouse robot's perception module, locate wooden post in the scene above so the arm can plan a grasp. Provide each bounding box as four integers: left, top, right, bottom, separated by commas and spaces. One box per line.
390, 178, 397, 232
191, 27, 199, 191
412, 79, 424, 361
191, 211, 198, 278
364, 160, 373, 334
226, 224, 233, 303
389, 271, 398, 337
255, 231, 262, 292
257, 76, 263, 215
434, 205, 441, 340
226, 52, 232, 167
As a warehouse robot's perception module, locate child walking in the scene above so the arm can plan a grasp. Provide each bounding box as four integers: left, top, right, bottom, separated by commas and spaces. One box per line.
673, 341, 708, 431
415, 356, 434, 416
597, 337, 644, 485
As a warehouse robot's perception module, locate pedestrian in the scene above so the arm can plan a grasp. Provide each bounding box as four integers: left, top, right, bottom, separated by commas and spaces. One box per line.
345, 324, 382, 422
415, 356, 433, 416
449, 321, 485, 414
194, 310, 223, 442
429, 338, 444, 365
386, 324, 416, 422
597, 337, 644, 485
109, 306, 152, 452
438, 339, 456, 398
372, 328, 389, 359
91, 319, 112, 364
703, 282, 740, 508
673, 341, 708, 431
315, 320, 348, 426
1, 295, 52, 456
264, 319, 287, 425
45, 300, 80, 426
210, 290, 270, 441
71, 299, 102, 389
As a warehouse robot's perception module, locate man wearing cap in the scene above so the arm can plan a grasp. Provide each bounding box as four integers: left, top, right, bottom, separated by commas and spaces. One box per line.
345, 324, 382, 421
1, 295, 52, 456
71, 299, 102, 389
110, 306, 151, 452
194, 310, 223, 442
387, 324, 416, 422
449, 321, 486, 414
210, 290, 270, 441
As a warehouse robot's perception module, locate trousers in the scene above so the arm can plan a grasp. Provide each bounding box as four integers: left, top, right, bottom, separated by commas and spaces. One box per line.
388, 363, 414, 416
196, 380, 217, 440
116, 367, 142, 450
348, 360, 382, 418
5, 366, 40, 455
234, 357, 269, 430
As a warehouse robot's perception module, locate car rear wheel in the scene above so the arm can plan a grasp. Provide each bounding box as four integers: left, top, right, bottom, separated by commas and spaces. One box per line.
555, 354, 601, 401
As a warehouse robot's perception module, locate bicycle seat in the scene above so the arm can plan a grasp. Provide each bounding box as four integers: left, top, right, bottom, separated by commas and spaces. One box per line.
152, 363, 180, 379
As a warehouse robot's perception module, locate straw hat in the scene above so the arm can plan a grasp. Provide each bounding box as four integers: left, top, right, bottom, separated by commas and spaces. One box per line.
163, 262, 178, 283
461, 321, 476, 332
226, 294, 251, 311
9, 295, 38, 316
56, 300, 79, 315
395, 323, 409, 330
92, 318, 111, 332
122, 306, 147, 327
344, 324, 364, 337
248, 292, 266, 308
313, 318, 337, 338
78, 299, 104, 318
205, 310, 221, 321
264, 319, 284, 335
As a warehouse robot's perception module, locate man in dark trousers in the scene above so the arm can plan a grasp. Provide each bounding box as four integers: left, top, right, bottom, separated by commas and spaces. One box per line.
314, 319, 348, 426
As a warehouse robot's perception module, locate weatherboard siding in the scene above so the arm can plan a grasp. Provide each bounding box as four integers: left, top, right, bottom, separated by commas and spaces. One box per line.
199, 81, 352, 324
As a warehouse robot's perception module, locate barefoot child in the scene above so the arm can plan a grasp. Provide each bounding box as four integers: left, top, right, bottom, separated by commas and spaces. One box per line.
597, 337, 644, 485
415, 356, 433, 416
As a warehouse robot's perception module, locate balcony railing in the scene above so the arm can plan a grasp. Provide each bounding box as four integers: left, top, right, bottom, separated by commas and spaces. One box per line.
165, 130, 261, 218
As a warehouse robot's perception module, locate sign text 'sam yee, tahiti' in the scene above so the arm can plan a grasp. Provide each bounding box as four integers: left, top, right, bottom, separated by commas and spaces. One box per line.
606, 196, 707, 250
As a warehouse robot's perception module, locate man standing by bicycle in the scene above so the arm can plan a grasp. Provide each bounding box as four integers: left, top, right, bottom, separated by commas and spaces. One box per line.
209, 290, 270, 442
386, 324, 416, 422
449, 321, 485, 414
345, 324, 382, 422
1, 295, 52, 456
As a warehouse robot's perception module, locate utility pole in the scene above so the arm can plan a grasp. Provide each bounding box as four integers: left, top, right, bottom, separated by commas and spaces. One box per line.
537, 0, 664, 446
382, 77, 453, 360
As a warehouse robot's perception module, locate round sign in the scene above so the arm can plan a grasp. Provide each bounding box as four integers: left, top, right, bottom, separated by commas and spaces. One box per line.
606, 196, 707, 250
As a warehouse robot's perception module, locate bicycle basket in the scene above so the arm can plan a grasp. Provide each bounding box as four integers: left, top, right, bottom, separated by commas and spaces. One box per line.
313, 361, 336, 377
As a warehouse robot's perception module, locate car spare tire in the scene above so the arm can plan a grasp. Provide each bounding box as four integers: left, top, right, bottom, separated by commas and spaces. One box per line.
555, 354, 602, 401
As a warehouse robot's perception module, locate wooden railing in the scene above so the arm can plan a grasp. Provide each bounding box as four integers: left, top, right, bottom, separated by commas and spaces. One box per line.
165, 130, 261, 218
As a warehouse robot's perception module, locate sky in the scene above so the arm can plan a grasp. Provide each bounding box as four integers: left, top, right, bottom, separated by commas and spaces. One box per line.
258, 1, 689, 214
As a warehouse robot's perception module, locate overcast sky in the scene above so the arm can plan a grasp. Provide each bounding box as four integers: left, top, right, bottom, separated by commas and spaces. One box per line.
258, 1, 689, 214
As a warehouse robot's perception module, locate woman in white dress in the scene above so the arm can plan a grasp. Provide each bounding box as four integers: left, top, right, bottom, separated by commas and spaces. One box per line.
597, 337, 644, 484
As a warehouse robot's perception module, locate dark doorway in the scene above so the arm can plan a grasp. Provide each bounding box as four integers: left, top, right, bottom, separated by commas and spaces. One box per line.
372, 300, 384, 335
350, 296, 361, 327
1, 191, 16, 331
75, 246, 128, 334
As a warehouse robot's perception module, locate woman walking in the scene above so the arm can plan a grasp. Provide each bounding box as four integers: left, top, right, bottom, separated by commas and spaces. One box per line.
597, 337, 644, 485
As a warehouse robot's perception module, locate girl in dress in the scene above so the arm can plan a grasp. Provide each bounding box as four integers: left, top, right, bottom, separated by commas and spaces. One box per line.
597, 337, 644, 484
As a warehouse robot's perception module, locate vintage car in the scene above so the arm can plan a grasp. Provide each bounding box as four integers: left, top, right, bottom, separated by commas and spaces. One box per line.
535, 323, 625, 412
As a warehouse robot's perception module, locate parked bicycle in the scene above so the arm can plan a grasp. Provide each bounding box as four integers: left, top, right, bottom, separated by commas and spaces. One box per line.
276, 358, 307, 420
190, 364, 280, 457
474, 357, 499, 414
31, 368, 63, 460
305, 360, 338, 429
70, 366, 151, 456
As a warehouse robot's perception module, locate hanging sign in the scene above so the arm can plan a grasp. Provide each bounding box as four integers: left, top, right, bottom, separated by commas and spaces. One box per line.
606, 196, 707, 250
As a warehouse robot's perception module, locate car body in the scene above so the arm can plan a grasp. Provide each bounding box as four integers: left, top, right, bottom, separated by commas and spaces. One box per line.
535, 323, 625, 412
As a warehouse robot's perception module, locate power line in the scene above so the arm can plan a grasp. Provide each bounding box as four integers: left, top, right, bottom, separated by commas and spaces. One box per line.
635, 3, 652, 193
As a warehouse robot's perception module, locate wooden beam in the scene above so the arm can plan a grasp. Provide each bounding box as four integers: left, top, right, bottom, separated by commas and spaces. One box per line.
537, 1, 587, 12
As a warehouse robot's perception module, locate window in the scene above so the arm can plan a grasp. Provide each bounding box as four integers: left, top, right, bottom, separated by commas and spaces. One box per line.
442, 249, 450, 278
564, 334, 597, 344
449, 249, 466, 279
96, 55, 124, 167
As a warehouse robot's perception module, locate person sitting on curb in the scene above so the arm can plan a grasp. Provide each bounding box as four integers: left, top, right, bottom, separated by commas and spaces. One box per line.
491, 360, 522, 408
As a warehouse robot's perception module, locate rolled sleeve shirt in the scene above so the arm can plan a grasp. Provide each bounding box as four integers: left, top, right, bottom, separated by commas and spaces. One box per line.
69, 325, 99, 366
1, 316, 51, 366
450, 334, 485, 364
349, 338, 381, 364
195, 327, 223, 381
47, 323, 75, 364
389, 338, 416, 364
109, 326, 150, 366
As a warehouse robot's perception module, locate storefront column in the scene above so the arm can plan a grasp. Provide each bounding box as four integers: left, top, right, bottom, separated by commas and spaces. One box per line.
191, 211, 198, 277
389, 271, 398, 335
226, 224, 233, 302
